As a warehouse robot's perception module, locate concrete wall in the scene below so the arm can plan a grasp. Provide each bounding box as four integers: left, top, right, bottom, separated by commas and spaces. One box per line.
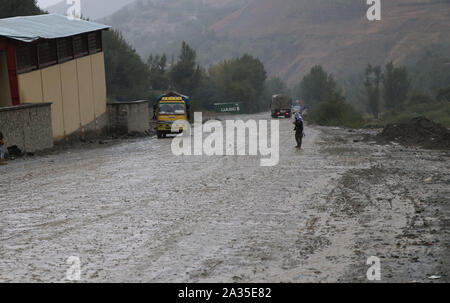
60, 111, 109, 144
0, 51, 12, 107
0, 103, 53, 152
108, 101, 150, 135
16, 52, 108, 141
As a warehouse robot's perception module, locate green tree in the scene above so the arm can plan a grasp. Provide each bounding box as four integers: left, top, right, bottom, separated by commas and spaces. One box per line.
296, 66, 364, 128
192, 71, 219, 111
409, 46, 450, 95
103, 30, 150, 101
383, 62, 410, 110
169, 41, 200, 96
264, 77, 289, 95
409, 93, 434, 105
208, 54, 267, 113
365, 64, 381, 119
436, 85, 450, 102
0, 0, 43, 19
309, 92, 364, 128
296, 65, 337, 106
147, 54, 169, 90
262, 77, 289, 110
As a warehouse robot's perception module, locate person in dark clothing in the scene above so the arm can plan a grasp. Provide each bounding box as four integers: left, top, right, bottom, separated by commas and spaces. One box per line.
293, 111, 305, 149
0, 131, 6, 165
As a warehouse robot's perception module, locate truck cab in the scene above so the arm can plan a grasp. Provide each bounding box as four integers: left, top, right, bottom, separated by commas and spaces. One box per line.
155, 92, 190, 138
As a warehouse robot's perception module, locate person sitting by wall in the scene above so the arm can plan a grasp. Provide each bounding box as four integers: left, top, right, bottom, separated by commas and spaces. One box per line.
0, 131, 7, 165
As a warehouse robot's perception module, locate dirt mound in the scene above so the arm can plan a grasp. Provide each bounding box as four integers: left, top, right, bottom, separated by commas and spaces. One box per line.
380, 117, 450, 150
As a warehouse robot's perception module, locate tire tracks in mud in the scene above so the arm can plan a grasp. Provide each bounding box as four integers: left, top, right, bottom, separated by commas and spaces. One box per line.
1, 115, 448, 282
303, 127, 449, 283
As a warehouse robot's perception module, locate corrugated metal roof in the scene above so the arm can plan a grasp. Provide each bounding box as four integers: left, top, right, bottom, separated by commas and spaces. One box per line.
0, 14, 110, 43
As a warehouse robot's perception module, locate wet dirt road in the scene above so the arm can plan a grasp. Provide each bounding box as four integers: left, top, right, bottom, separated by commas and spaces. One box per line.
0, 113, 448, 282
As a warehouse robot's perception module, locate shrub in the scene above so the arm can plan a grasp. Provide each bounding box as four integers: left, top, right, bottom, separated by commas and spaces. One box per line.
409, 93, 434, 105
309, 93, 364, 128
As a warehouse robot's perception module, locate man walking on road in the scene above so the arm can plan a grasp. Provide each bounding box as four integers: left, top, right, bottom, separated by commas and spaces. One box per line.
293, 111, 305, 150
0, 131, 7, 165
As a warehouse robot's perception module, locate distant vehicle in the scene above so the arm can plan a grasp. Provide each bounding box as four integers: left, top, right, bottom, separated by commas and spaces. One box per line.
154, 92, 190, 138
271, 94, 292, 118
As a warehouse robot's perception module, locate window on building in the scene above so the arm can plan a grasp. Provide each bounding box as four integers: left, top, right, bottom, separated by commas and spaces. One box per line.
37, 41, 57, 68
16, 45, 38, 74
88, 32, 102, 54
73, 35, 88, 57
57, 38, 73, 63
15, 31, 103, 74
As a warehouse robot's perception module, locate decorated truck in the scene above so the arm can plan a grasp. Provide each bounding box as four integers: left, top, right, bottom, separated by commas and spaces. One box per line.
154, 92, 191, 138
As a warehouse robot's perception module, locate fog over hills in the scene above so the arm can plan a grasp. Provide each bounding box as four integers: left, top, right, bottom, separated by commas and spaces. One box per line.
45, 0, 136, 20
100, 0, 449, 86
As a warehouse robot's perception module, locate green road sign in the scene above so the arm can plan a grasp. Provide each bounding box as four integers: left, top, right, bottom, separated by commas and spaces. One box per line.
214, 103, 243, 113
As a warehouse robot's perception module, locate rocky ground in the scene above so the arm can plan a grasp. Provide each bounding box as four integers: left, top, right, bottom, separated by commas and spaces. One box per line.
0, 113, 448, 282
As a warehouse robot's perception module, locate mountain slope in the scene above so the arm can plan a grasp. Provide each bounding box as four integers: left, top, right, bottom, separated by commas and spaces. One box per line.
102, 0, 450, 86
101, 0, 250, 61
209, 0, 450, 85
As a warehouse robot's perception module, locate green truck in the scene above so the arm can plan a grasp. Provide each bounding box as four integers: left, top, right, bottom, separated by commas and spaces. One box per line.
271, 94, 292, 118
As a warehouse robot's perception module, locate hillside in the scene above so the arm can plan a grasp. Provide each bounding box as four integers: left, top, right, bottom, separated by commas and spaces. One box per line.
46, 0, 136, 20
101, 0, 450, 86
101, 0, 250, 61
211, 0, 450, 85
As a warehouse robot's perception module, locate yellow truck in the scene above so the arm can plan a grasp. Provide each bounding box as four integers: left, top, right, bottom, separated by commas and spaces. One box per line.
154, 92, 190, 138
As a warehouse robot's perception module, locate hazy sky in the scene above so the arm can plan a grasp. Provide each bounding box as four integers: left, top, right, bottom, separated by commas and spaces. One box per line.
37, 0, 62, 9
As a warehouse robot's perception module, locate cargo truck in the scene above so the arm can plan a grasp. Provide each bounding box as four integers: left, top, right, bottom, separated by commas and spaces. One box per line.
154, 92, 191, 138
271, 94, 293, 118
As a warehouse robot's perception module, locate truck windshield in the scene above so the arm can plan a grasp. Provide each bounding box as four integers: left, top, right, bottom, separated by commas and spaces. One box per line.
159, 103, 185, 115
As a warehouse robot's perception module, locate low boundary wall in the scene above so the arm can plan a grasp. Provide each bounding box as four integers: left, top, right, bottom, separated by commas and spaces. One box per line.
0, 103, 53, 152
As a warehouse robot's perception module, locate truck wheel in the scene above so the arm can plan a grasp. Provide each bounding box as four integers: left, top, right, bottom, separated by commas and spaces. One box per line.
157, 132, 162, 139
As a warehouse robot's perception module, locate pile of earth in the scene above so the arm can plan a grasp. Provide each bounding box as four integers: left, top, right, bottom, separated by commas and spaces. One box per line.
379, 117, 450, 150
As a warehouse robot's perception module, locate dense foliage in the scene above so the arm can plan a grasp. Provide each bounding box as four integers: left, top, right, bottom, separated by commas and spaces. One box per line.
294, 66, 337, 107
365, 65, 382, 119
355, 59, 450, 126
169, 42, 201, 97
208, 54, 267, 113
102, 30, 151, 101
309, 92, 364, 128
382, 62, 410, 110
0, 0, 42, 19
295, 66, 364, 128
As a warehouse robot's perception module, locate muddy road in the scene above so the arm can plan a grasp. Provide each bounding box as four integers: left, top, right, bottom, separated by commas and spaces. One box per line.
0, 113, 448, 282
